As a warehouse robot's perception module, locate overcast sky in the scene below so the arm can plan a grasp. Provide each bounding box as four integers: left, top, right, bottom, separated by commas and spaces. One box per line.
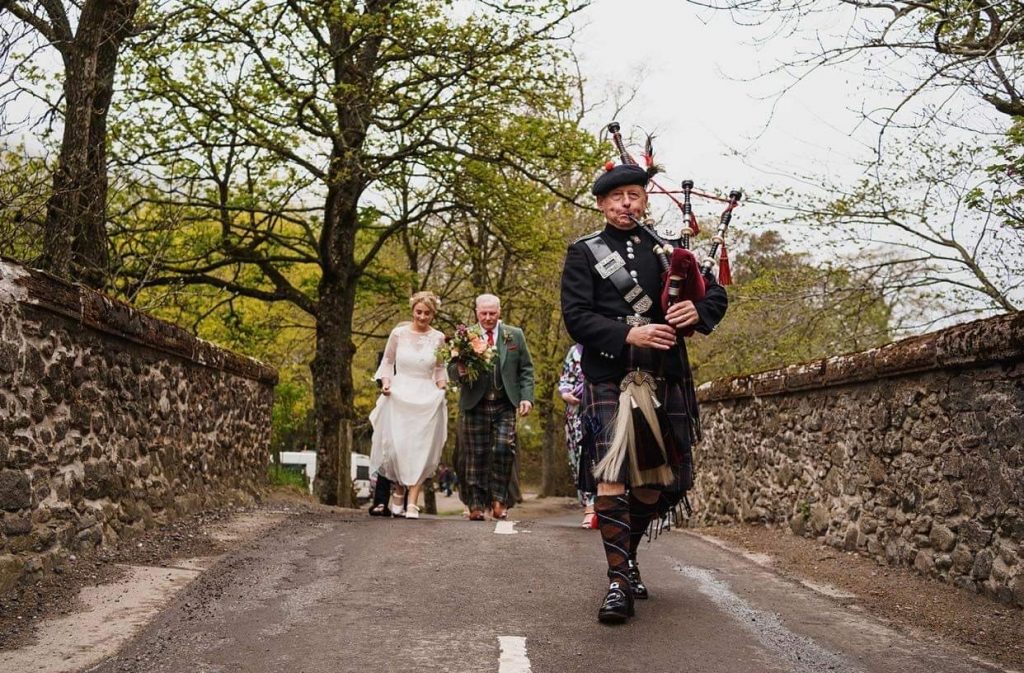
4, 0, 944, 201
569, 1, 1024, 322
571, 0, 891, 211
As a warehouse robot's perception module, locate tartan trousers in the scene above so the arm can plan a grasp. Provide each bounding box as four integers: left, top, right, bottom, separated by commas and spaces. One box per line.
455, 398, 517, 511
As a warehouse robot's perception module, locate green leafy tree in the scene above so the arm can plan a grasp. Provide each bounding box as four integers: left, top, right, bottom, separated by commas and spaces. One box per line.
990, 117, 1024, 232
770, 134, 1022, 323
0, 0, 147, 286
113, 0, 592, 505
689, 230, 893, 381
688, 0, 1023, 322
0, 146, 49, 260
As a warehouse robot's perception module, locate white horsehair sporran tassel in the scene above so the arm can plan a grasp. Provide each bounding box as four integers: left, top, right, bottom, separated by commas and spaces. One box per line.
593, 371, 673, 486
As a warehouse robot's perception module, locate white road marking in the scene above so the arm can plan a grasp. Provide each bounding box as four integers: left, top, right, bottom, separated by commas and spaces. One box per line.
498, 636, 532, 673
494, 520, 518, 535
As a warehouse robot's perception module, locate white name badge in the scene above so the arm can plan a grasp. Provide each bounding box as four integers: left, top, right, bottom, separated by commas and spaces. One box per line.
595, 251, 626, 279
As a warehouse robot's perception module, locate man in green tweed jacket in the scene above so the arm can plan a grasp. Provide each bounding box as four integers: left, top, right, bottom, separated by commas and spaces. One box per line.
449, 294, 535, 520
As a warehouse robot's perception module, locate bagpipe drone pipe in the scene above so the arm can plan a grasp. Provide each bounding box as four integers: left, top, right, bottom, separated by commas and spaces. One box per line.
606, 121, 742, 337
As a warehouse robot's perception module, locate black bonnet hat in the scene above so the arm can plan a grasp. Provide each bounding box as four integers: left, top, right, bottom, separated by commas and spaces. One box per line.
591, 164, 650, 196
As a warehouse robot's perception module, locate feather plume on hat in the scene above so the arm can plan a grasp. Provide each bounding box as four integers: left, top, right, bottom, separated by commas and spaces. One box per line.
641, 131, 665, 180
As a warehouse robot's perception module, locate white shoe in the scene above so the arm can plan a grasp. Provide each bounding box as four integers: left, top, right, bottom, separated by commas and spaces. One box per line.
405, 504, 420, 519
389, 493, 405, 517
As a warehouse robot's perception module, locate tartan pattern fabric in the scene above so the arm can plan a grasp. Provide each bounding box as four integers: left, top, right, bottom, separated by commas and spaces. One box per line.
594, 494, 631, 584
580, 381, 621, 484
580, 369, 695, 491
623, 345, 701, 445
672, 342, 702, 446
455, 398, 518, 510
628, 494, 660, 562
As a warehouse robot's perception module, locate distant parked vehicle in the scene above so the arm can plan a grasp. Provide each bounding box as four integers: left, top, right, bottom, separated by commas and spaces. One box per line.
351, 452, 371, 501
277, 450, 371, 501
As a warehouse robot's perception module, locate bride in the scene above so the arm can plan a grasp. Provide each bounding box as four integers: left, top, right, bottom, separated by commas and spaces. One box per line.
369, 291, 448, 519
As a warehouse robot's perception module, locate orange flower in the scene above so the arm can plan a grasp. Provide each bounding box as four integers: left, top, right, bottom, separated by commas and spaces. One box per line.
469, 335, 487, 354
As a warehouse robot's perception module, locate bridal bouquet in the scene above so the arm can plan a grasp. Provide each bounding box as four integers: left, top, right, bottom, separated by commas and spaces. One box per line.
436, 324, 496, 383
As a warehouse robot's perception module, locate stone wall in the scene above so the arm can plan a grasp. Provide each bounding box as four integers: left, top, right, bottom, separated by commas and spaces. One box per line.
0, 259, 277, 593
694, 312, 1024, 606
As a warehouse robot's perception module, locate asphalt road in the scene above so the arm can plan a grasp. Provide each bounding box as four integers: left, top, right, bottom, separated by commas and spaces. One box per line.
86, 509, 1009, 673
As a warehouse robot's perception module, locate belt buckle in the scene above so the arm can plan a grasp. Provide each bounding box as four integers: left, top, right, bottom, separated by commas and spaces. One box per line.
620, 370, 658, 392
624, 315, 651, 327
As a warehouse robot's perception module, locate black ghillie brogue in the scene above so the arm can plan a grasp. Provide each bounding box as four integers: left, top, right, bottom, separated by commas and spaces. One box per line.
627, 560, 649, 600
597, 580, 635, 624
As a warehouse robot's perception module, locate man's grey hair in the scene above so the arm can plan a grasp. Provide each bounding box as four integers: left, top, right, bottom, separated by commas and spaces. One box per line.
475, 293, 501, 309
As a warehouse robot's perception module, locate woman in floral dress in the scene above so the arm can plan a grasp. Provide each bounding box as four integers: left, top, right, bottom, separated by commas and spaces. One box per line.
558, 343, 596, 528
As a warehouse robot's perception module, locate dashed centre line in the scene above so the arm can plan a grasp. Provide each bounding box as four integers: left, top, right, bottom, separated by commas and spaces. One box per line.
494, 520, 518, 535
498, 636, 532, 673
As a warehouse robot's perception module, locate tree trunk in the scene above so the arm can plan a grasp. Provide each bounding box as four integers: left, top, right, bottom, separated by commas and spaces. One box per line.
536, 305, 573, 498
423, 480, 437, 515
539, 376, 573, 497
39, 0, 139, 288
307, 2, 384, 505
310, 277, 358, 507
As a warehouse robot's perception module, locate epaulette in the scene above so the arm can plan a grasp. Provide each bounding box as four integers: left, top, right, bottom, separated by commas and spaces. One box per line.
572, 230, 603, 245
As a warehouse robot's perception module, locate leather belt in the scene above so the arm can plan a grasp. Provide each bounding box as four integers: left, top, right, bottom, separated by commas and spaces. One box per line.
584, 236, 654, 316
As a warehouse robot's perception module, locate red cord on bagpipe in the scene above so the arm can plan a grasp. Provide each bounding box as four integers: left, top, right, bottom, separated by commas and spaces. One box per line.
648, 180, 742, 208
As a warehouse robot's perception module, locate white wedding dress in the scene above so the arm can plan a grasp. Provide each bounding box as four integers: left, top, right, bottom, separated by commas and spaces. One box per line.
369, 324, 448, 486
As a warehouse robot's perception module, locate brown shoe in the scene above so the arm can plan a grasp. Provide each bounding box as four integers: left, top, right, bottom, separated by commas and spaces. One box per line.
491, 502, 507, 519
469, 510, 485, 521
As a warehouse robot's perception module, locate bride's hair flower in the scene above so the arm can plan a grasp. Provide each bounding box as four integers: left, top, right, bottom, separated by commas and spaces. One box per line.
409, 290, 440, 314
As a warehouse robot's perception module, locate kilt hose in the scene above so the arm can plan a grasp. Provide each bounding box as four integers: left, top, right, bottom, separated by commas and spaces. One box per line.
456, 397, 518, 511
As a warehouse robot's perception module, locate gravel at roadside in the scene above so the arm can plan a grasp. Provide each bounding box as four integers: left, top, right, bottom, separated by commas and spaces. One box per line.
701, 523, 1024, 671
0, 490, 322, 652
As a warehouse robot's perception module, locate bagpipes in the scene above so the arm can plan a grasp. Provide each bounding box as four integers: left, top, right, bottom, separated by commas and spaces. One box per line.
591, 123, 744, 493
606, 121, 742, 336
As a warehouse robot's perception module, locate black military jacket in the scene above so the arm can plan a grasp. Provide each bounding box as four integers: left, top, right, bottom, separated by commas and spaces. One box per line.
560, 223, 728, 383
